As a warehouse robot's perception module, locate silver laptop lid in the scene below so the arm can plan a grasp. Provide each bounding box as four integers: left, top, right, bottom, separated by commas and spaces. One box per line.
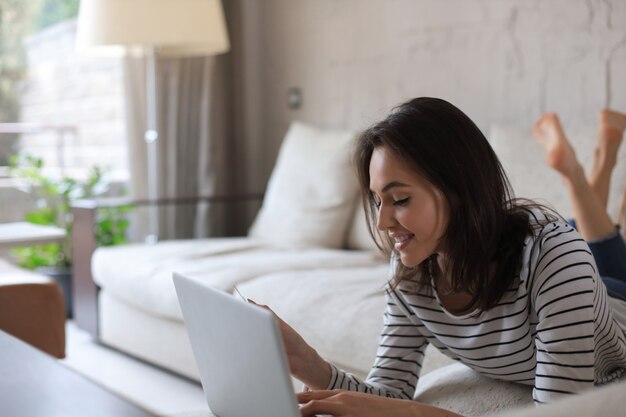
173, 273, 300, 417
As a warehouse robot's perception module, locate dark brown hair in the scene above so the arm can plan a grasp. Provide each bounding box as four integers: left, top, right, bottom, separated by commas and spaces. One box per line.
355, 97, 552, 313
617, 189, 626, 238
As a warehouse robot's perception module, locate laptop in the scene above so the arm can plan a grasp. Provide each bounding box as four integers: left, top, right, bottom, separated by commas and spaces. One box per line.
173, 272, 317, 417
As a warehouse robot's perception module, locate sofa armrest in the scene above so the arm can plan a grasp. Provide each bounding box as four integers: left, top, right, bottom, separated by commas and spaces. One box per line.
70, 193, 263, 336
72, 193, 264, 209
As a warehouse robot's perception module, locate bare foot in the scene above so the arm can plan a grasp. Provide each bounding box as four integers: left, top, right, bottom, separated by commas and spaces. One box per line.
533, 113, 580, 178
588, 109, 626, 208
598, 109, 626, 156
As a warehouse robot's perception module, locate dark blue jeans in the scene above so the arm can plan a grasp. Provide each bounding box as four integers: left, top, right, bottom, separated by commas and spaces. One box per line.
568, 219, 626, 301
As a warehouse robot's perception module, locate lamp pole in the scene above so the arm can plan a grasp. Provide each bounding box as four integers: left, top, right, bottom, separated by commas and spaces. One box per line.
144, 46, 159, 243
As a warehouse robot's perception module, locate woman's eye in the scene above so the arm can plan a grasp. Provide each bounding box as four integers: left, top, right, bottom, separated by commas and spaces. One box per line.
393, 197, 410, 206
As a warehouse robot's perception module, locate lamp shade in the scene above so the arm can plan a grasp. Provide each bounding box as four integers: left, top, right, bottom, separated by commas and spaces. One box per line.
76, 0, 230, 57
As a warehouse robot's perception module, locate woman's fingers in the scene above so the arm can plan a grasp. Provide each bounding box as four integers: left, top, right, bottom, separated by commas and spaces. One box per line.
298, 390, 349, 417
247, 298, 270, 310
299, 402, 337, 417
299, 398, 344, 417
248, 300, 286, 323
297, 389, 343, 403
298, 390, 421, 417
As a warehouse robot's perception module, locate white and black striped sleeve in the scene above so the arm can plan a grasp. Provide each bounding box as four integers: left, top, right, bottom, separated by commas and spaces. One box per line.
327, 288, 427, 399
529, 225, 598, 403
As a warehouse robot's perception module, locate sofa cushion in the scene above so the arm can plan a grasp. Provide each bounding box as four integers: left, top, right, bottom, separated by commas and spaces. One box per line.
237, 265, 390, 378
92, 237, 384, 321
248, 122, 359, 249
344, 196, 379, 251
237, 264, 453, 379
489, 124, 626, 222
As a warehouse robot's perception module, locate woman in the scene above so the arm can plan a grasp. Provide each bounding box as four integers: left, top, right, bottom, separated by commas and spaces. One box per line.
264, 98, 626, 417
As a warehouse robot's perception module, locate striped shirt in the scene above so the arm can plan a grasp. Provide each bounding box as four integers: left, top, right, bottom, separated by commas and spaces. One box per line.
328, 213, 626, 404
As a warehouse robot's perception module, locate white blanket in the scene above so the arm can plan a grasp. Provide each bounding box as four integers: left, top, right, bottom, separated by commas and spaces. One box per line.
166, 369, 626, 417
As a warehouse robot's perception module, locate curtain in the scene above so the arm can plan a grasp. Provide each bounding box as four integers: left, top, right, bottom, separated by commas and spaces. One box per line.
123, 52, 234, 241
122, 1, 259, 242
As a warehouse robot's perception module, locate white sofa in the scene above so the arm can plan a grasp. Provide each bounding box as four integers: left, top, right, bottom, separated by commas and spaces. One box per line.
92, 122, 394, 382
89, 122, 625, 417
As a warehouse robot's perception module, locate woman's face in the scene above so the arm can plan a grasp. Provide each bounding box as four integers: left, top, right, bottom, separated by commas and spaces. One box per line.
369, 146, 449, 267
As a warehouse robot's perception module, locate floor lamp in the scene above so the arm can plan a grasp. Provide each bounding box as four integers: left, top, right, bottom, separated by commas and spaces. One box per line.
76, 0, 230, 242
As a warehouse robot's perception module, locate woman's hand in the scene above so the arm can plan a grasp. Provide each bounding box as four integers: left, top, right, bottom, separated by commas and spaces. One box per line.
249, 300, 332, 389
298, 390, 416, 417
298, 390, 464, 417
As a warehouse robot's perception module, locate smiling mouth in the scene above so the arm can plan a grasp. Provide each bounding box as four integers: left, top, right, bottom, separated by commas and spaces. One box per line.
393, 234, 414, 250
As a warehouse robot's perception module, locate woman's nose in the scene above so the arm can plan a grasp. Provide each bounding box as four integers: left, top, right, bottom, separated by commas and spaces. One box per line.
376, 204, 395, 231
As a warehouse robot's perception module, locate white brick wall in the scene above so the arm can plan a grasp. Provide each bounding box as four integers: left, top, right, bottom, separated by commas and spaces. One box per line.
249, 0, 626, 188
18, 19, 128, 179
12, 2, 626, 208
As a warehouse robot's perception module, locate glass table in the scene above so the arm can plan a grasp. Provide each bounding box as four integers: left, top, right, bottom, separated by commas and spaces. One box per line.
0, 221, 66, 249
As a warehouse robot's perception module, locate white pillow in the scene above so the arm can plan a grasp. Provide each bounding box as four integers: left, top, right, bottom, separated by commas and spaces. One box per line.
344, 196, 380, 251
489, 125, 626, 222
496, 378, 626, 417
248, 122, 358, 248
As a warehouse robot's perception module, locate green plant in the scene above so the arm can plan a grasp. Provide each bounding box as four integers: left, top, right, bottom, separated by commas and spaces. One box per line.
34, 0, 80, 31
9, 154, 131, 269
